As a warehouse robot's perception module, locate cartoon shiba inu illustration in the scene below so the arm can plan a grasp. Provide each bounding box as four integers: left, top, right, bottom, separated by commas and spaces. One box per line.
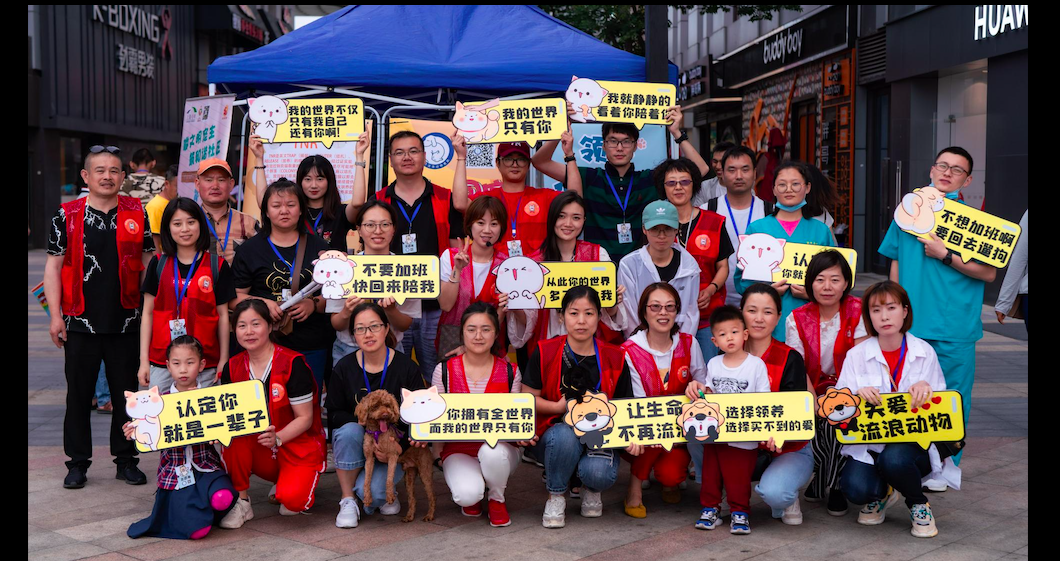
564, 391, 617, 449
125, 387, 165, 451
399, 387, 448, 425
678, 399, 725, 443
312, 250, 355, 300
817, 387, 862, 434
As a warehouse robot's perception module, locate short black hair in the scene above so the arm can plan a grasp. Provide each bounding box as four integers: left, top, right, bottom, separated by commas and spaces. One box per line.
353, 199, 398, 229
159, 197, 212, 256
711, 141, 736, 156
601, 123, 640, 143
166, 164, 179, 181
561, 285, 602, 313
131, 148, 155, 167
740, 283, 782, 312
388, 130, 424, 152
936, 146, 974, 174
259, 178, 308, 237
709, 305, 745, 331
804, 250, 854, 304
653, 158, 703, 199
166, 335, 203, 360
720, 146, 756, 169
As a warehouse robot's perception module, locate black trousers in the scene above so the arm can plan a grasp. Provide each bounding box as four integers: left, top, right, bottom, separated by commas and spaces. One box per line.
64, 331, 139, 469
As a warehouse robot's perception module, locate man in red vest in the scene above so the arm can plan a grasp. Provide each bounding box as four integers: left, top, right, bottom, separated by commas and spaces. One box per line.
43, 145, 155, 489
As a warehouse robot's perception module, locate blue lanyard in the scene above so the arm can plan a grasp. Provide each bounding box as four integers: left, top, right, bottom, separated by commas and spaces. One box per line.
307, 208, 324, 234
267, 236, 299, 285
510, 195, 524, 239
889, 336, 907, 392
172, 252, 201, 318
724, 195, 754, 238
603, 172, 632, 219
205, 209, 233, 254
399, 201, 423, 234
566, 338, 603, 391
361, 347, 390, 392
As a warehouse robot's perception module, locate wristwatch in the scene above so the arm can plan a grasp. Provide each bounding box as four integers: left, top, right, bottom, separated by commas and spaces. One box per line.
563, 154, 576, 163
674, 131, 689, 144
942, 250, 954, 266
355, 161, 366, 168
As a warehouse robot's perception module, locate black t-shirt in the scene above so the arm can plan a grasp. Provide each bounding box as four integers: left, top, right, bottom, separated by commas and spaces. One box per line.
47, 202, 154, 334
523, 347, 633, 399
678, 212, 736, 262
778, 349, 808, 392
220, 354, 316, 406
370, 179, 462, 313
231, 232, 335, 351
141, 254, 237, 306
306, 204, 352, 253
326, 349, 426, 447
655, 248, 682, 283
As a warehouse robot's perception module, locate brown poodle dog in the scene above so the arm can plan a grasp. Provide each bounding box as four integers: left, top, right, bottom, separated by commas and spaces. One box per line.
355, 389, 436, 522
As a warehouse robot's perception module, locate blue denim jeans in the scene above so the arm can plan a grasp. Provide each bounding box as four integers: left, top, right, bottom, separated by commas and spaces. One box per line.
94, 364, 110, 406
841, 444, 930, 509
402, 308, 440, 382
754, 444, 814, 518
332, 338, 358, 368
529, 423, 619, 494
301, 348, 329, 394
695, 326, 719, 363
332, 422, 405, 514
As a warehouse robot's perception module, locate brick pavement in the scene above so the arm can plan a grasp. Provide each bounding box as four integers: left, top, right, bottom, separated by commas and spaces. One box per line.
27, 251, 1028, 560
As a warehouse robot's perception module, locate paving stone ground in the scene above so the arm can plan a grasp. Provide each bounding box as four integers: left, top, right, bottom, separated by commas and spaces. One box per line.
27, 251, 1028, 560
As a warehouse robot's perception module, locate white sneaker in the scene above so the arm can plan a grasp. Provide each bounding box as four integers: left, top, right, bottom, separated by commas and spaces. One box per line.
858, 487, 902, 526
581, 490, 603, 518
542, 494, 566, 528
781, 498, 803, 525
220, 498, 253, 529
380, 498, 401, 516
268, 484, 280, 504
921, 478, 947, 493
279, 504, 302, 516
325, 448, 337, 474
336, 497, 359, 528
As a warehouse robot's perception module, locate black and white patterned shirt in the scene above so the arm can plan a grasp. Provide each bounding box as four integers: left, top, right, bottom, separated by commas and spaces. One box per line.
47, 203, 154, 334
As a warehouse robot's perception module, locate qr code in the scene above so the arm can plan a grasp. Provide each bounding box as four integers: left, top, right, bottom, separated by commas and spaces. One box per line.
466, 143, 495, 169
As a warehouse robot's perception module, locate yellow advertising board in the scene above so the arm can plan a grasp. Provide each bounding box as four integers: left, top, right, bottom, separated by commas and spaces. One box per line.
893, 187, 1022, 268
125, 381, 271, 453
315, 252, 440, 305
388, 118, 503, 194
251, 96, 365, 149
453, 98, 566, 145
402, 390, 536, 447
497, 257, 617, 310
563, 391, 816, 451
736, 235, 856, 285
773, 243, 858, 285
566, 77, 676, 129
819, 388, 965, 449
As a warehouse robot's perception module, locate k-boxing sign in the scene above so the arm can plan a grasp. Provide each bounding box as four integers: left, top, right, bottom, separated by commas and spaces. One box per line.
250, 96, 365, 149
566, 76, 677, 129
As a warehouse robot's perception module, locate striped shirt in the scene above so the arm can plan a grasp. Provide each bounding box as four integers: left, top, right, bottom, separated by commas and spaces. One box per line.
578, 163, 659, 264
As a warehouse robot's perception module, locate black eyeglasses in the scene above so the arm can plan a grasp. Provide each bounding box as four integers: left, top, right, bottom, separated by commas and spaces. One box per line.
89, 145, 121, 155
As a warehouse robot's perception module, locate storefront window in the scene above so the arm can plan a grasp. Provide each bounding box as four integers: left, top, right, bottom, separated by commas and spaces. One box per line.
59, 136, 82, 203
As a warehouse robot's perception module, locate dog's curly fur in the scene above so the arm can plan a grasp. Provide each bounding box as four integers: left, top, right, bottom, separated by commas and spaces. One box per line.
355, 389, 436, 522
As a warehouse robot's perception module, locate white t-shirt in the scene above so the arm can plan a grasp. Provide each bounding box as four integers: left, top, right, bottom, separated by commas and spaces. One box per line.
440, 248, 492, 297
709, 195, 767, 306
705, 352, 770, 449
785, 310, 868, 376
692, 177, 724, 207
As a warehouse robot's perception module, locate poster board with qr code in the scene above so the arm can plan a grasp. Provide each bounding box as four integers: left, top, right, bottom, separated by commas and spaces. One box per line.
388, 119, 503, 195
497, 258, 617, 310
893, 187, 1021, 268
566, 77, 676, 129
252, 97, 365, 149
819, 388, 965, 449
453, 98, 566, 145
126, 381, 271, 453
402, 390, 536, 447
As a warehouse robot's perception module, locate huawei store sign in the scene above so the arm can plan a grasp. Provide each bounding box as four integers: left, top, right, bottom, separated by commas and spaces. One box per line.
974, 5, 1029, 41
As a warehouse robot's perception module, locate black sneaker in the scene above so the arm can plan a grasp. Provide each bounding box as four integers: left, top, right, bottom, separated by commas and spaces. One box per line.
827, 488, 848, 516
116, 464, 147, 485
804, 482, 823, 502
63, 466, 87, 489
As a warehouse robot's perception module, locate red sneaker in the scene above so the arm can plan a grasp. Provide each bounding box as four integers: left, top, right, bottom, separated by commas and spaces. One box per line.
488, 499, 511, 527
461, 502, 483, 517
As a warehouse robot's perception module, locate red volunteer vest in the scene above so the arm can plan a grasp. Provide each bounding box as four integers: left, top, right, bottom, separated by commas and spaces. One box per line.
758, 337, 809, 455
60, 196, 144, 316
682, 209, 727, 329
470, 186, 557, 252
535, 335, 625, 437
438, 249, 508, 355
377, 180, 452, 257
440, 355, 512, 460
226, 346, 326, 466
620, 333, 694, 397
792, 297, 862, 395
149, 252, 221, 367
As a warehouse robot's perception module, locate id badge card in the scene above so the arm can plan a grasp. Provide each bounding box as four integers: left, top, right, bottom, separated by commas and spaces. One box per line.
617, 223, 633, 244
281, 289, 292, 303
402, 233, 418, 254
169, 319, 187, 340
507, 240, 523, 257
175, 462, 195, 490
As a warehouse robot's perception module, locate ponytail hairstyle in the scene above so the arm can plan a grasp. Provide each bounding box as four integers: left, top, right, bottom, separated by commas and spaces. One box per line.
539, 190, 586, 261
166, 335, 204, 361
771, 160, 837, 220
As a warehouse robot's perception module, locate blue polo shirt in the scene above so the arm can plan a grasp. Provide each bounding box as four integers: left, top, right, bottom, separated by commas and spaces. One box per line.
878, 218, 985, 343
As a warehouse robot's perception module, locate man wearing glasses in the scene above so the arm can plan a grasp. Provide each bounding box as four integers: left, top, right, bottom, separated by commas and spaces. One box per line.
362, 130, 463, 382
451, 139, 558, 257
878, 146, 995, 474
43, 145, 155, 489
533, 105, 709, 264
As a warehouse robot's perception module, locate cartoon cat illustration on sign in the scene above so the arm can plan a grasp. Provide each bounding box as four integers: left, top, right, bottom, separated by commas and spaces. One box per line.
399, 387, 448, 425
125, 387, 165, 451
894, 186, 946, 235
248, 95, 290, 143
312, 250, 355, 300
736, 233, 786, 282
566, 76, 609, 123
493, 256, 549, 309
453, 99, 501, 143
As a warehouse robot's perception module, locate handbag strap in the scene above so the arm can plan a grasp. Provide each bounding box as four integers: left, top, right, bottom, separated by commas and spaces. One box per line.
290, 233, 307, 293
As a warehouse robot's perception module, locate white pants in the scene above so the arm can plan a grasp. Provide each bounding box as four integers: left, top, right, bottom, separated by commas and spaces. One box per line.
442, 442, 520, 505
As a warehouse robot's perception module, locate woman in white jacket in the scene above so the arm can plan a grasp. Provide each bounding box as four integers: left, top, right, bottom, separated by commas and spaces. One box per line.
835, 281, 957, 539
618, 200, 701, 338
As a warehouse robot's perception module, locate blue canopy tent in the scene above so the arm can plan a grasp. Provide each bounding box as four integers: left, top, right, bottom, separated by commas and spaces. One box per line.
207, 4, 678, 192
